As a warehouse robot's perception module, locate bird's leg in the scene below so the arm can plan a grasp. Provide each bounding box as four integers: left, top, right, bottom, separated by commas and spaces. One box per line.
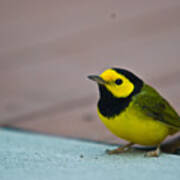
145, 144, 161, 157
106, 142, 134, 155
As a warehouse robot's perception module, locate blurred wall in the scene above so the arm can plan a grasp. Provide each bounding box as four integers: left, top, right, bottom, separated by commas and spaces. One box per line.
0, 0, 180, 133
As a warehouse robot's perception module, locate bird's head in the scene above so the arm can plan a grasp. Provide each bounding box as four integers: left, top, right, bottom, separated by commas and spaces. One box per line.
88, 68, 143, 99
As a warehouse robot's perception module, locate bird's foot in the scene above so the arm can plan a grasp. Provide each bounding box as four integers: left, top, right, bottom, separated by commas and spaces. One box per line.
144, 145, 160, 157
106, 142, 134, 155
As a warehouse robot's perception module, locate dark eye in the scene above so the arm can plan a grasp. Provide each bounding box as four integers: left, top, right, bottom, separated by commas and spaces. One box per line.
115, 79, 123, 85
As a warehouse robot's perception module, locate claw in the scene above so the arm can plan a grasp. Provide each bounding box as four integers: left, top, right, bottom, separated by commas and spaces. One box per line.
144, 145, 160, 157
106, 142, 134, 155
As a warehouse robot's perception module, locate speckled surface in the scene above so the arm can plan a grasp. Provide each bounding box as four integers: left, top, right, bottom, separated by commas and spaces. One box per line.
0, 128, 180, 180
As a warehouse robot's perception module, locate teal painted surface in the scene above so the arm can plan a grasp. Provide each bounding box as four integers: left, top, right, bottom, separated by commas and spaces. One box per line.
0, 128, 180, 180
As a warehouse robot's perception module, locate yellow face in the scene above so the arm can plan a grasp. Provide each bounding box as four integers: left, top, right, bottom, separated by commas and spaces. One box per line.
99, 69, 134, 98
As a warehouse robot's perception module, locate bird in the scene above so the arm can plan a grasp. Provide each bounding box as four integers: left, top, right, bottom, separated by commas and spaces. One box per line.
88, 68, 180, 157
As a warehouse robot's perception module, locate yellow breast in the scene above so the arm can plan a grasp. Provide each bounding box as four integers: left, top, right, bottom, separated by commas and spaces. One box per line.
97, 102, 170, 146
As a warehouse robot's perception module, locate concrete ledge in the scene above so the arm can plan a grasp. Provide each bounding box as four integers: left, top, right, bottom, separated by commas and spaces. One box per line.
0, 128, 180, 180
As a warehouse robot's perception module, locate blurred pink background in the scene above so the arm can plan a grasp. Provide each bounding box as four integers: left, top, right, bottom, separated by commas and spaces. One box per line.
0, 0, 180, 144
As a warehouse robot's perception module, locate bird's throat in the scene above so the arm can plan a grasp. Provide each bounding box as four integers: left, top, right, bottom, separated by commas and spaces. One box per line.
97, 85, 132, 118
98, 83, 143, 118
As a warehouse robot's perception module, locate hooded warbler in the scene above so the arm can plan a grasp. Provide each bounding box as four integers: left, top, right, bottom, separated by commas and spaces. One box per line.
88, 68, 180, 157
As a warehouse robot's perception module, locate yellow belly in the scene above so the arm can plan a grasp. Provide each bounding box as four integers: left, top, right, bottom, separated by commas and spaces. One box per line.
97, 104, 170, 146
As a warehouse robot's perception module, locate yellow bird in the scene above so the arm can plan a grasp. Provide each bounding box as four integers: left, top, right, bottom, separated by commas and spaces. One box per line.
88, 68, 180, 157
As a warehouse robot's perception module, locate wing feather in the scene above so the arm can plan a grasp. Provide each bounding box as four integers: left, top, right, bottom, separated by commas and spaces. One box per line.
133, 85, 180, 129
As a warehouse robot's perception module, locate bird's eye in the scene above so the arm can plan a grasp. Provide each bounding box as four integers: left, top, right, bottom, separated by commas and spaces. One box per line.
115, 79, 123, 85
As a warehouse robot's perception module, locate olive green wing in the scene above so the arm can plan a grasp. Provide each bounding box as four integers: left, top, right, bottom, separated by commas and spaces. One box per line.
133, 85, 180, 129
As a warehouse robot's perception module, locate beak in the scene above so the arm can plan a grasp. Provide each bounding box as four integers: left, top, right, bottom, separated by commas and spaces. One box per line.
88, 75, 107, 85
